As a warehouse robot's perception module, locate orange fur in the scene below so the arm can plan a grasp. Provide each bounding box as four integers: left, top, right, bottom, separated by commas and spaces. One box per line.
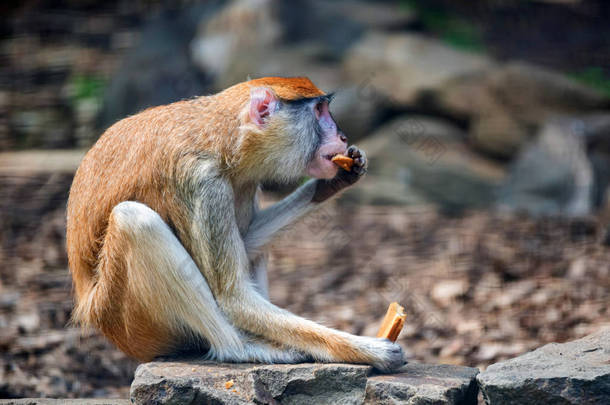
244, 77, 325, 100
67, 77, 325, 361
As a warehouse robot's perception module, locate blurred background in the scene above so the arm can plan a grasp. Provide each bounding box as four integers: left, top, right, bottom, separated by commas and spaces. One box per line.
1, 0, 610, 399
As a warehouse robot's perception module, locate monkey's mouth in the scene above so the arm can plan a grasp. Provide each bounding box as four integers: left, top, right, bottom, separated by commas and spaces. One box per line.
307, 150, 344, 179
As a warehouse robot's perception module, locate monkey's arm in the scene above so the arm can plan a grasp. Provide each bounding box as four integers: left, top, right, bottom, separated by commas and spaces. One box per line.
244, 146, 367, 257
243, 179, 318, 258
186, 172, 402, 372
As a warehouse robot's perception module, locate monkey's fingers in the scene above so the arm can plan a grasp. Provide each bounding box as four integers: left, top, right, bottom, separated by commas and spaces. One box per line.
331, 154, 354, 171
376, 302, 406, 342
346, 145, 362, 159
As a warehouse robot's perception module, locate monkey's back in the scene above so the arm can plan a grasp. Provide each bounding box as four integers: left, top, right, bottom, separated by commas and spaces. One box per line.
66, 96, 229, 305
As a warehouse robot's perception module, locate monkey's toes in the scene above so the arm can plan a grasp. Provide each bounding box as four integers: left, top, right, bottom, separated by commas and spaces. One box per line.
373, 339, 406, 373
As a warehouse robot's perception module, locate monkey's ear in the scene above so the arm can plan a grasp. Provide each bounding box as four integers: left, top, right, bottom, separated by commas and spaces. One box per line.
249, 87, 279, 128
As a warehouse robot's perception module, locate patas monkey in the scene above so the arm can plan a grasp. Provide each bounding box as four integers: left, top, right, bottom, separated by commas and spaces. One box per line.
67, 77, 404, 372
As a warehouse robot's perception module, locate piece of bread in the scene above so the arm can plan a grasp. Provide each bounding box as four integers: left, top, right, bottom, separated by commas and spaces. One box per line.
376, 302, 406, 342
331, 154, 354, 171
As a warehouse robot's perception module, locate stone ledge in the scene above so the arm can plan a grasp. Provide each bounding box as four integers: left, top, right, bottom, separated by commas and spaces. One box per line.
130, 361, 479, 405
477, 328, 610, 405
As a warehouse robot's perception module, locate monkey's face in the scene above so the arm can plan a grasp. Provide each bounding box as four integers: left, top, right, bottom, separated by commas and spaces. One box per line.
247, 87, 347, 181
303, 98, 348, 179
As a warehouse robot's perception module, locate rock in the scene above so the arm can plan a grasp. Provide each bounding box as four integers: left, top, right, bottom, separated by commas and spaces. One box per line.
330, 85, 387, 142
190, 0, 283, 84
342, 116, 505, 212
131, 361, 370, 405
274, 0, 363, 56
343, 32, 494, 105
312, 0, 415, 31
583, 115, 610, 207
130, 361, 480, 405
98, 2, 224, 130
469, 109, 527, 160
437, 63, 610, 159
477, 328, 610, 405
199, 43, 345, 97
191, 0, 406, 92
344, 31, 608, 160
365, 363, 479, 405
488, 63, 608, 117
497, 115, 610, 216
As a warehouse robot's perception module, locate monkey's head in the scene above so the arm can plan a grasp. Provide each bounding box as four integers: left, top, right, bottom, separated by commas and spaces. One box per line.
236, 77, 348, 182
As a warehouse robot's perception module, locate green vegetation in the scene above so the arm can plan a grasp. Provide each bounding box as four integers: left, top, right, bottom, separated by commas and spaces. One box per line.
570, 67, 610, 98
400, 0, 486, 52
69, 74, 106, 106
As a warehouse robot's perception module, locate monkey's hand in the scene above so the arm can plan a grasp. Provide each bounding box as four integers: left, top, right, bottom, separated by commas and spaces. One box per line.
336, 145, 367, 185
312, 145, 367, 203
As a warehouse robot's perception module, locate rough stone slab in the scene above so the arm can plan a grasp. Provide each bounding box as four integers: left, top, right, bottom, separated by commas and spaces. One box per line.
130, 361, 479, 405
130, 361, 370, 405
477, 328, 610, 405
365, 363, 479, 405
0, 400, 129, 405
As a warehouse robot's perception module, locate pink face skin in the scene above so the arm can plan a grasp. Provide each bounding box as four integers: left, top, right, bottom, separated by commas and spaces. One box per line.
305, 100, 348, 179
249, 88, 347, 179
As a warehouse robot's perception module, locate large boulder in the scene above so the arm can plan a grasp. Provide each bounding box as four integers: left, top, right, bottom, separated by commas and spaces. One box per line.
477, 328, 610, 405
190, 0, 413, 91
344, 32, 609, 159
344, 32, 493, 106
438, 63, 610, 159
343, 116, 506, 212
330, 85, 389, 142
497, 114, 610, 216
130, 361, 479, 405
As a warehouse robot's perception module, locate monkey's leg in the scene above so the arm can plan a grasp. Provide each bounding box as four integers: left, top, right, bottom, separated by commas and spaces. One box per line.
76, 201, 307, 363
190, 179, 405, 372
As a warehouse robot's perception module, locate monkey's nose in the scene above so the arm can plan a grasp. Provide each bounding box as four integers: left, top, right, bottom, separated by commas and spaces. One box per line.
339, 133, 347, 143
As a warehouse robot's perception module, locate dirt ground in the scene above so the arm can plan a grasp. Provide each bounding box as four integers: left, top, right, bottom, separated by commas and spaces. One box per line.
1, 182, 608, 398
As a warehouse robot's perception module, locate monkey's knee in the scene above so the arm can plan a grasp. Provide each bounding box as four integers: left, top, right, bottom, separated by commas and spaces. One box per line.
110, 201, 166, 234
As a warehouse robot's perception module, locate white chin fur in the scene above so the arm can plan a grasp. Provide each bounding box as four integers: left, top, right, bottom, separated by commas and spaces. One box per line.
306, 157, 338, 179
